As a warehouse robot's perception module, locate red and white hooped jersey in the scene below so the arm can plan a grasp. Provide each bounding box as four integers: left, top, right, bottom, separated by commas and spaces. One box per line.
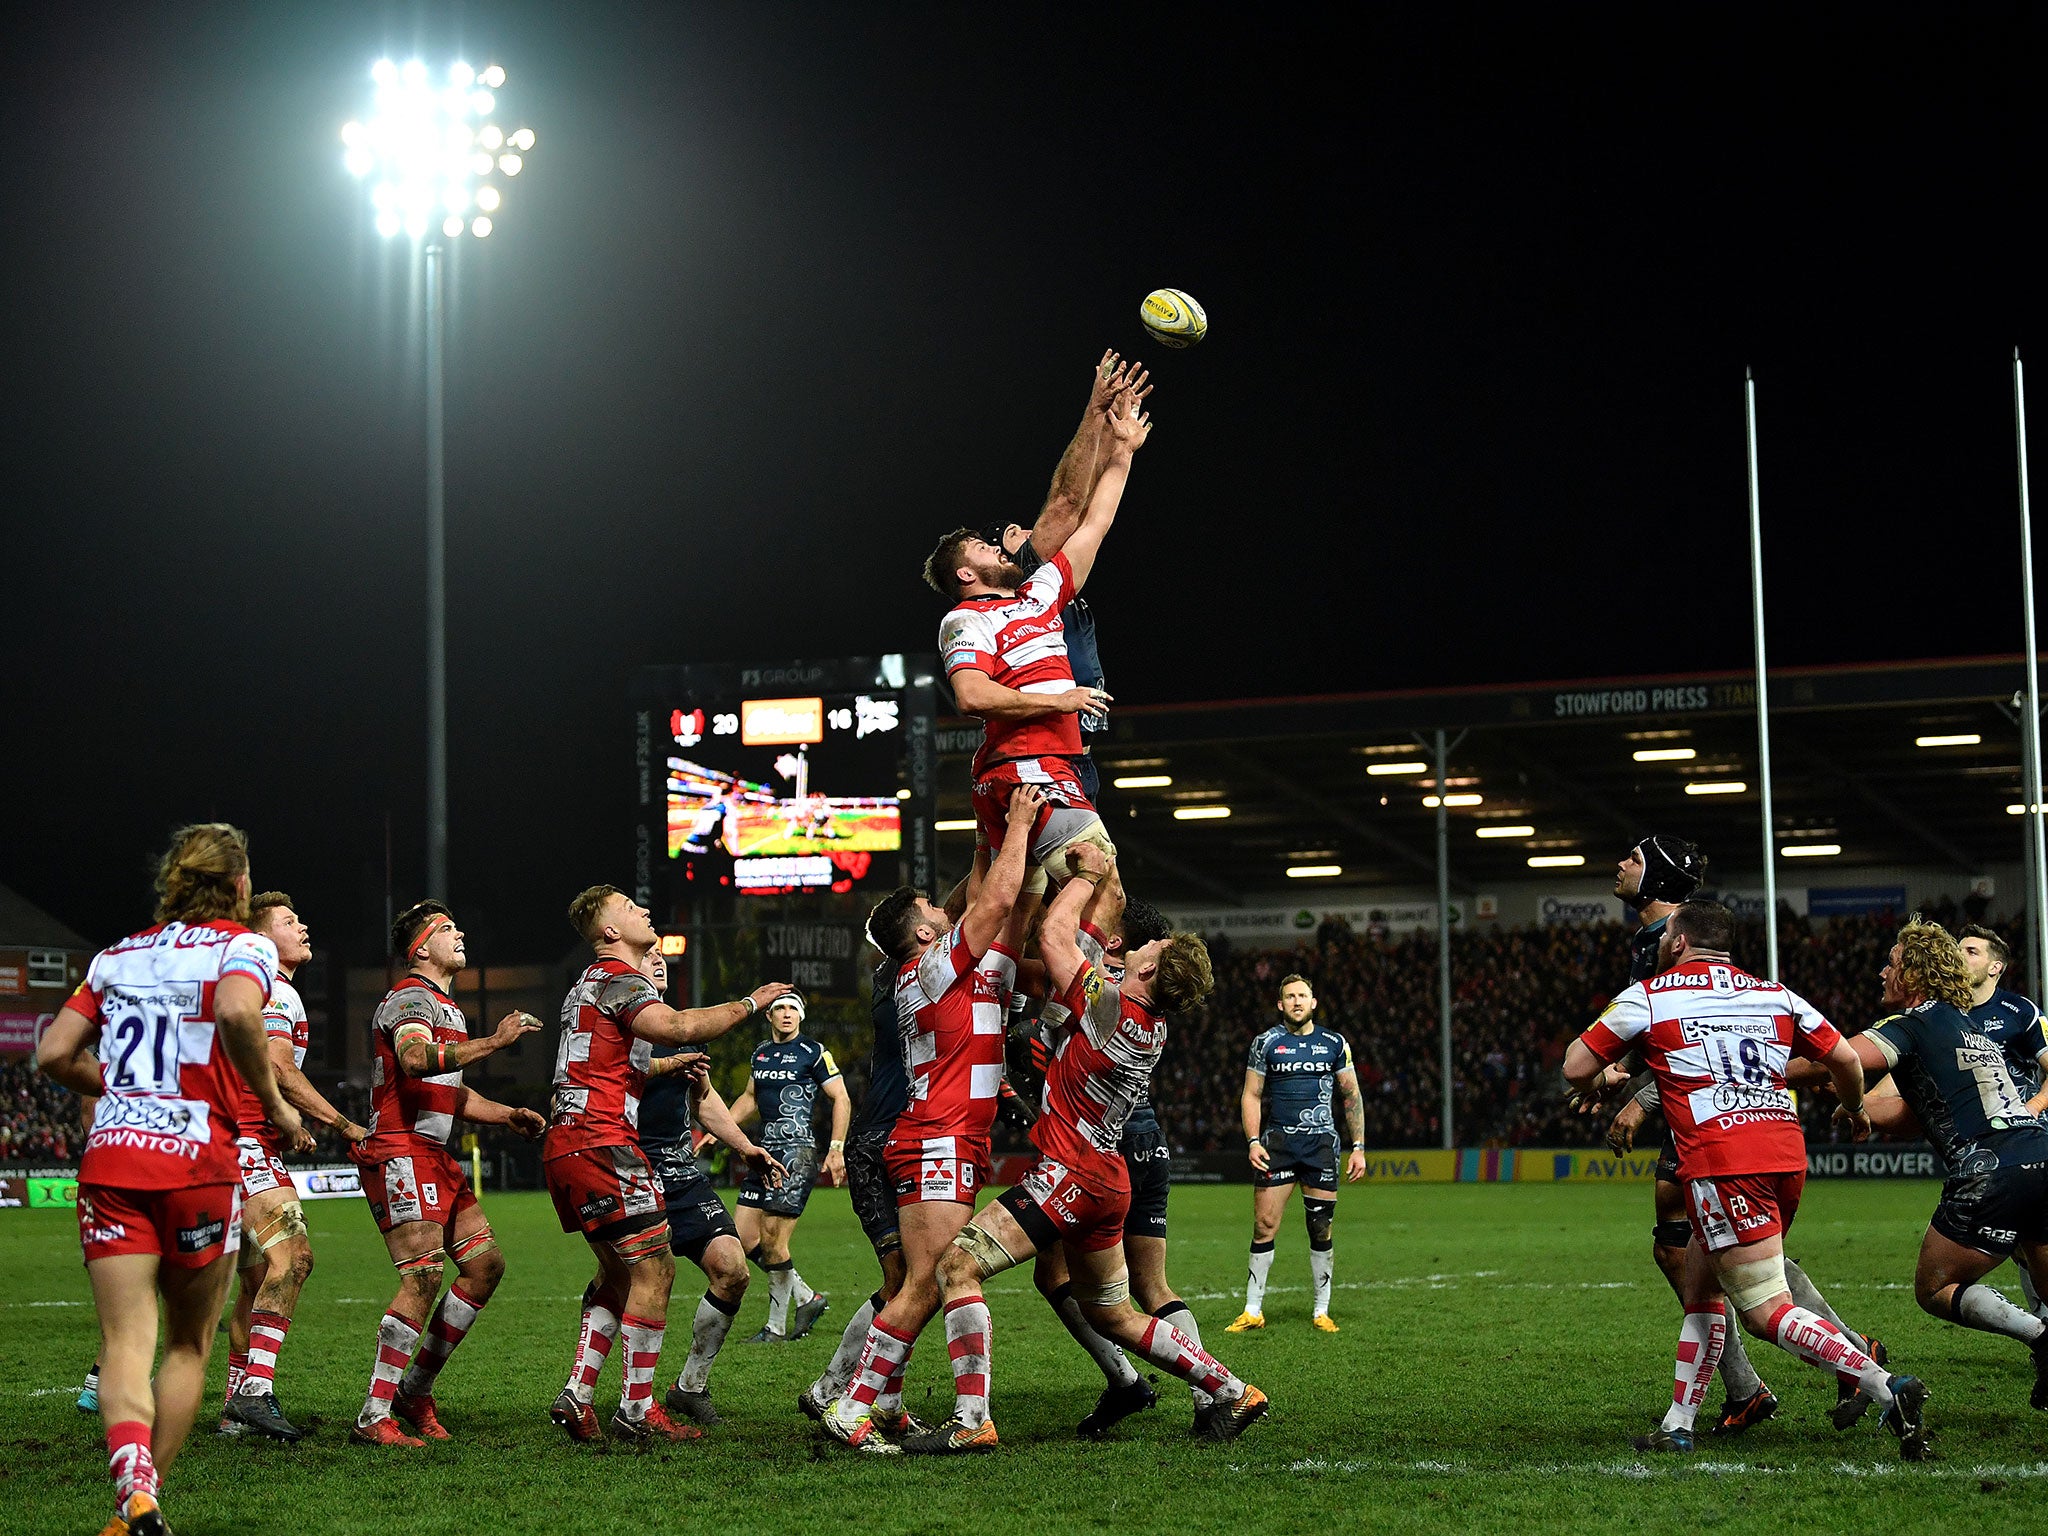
229, 974, 310, 1154
65, 921, 279, 1190
1578, 957, 1843, 1177
939, 552, 1080, 777
544, 957, 662, 1161
890, 921, 1016, 1145
1031, 950, 1166, 1191
364, 975, 470, 1159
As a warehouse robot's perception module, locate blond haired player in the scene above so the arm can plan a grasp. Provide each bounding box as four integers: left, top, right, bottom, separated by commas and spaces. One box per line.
217, 892, 369, 1442
348, 901, 547, 1447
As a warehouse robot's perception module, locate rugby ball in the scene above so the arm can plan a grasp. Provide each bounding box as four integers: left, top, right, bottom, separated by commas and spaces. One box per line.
1139, 288, 1207, 349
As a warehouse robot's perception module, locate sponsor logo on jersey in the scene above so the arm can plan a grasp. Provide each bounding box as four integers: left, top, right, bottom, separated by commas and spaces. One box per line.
1679, 1015, 1779, 1043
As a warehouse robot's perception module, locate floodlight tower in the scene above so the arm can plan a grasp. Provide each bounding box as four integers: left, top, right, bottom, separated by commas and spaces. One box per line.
341, 59, 536, 900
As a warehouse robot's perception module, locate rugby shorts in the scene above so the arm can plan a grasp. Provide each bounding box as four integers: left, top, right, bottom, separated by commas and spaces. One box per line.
362, 1144, 478, 1234
235, 1135, 293, 1200
885, 1134, 991, 1207
738, 1140, 820, 1218
1255, 1130, 1340, 1194
970, 756, 1107, 869
79, 1181, 241, 1268
845, 1129, 900, 1251
1009, 1154, 1129, 1253
1931, 1153, 2048, 1257
653, 1154, 738, 1266
1120, 1127, 1171, 1240
1686, 1168, 1805, 1253
544, 1143, 666, 1241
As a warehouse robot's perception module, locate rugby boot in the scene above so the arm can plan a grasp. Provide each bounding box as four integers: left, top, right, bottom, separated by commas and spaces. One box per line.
223, 1388, 305, 1443
1879, 1375, 1933, 1462
1192, 1383, 1269, 1443
1223, 1311, 1264, 1333
2031, 1330, 2048, 1410
819, 1406, 903, 1455
393, 1389, 451, 1440
1077, 1376, 1157, 1439
871, 1406, 932, 1442
609, 1403, 703, 1444
1629, 1427, 1695, 1455
98, 1491, 170, 1536
1830, 1336, 1889, 1429
742, 1326, 787, 1345
1311, 1314, 1340, 1333
900, 1413, 1000, 1454
789, 1294, 832, 1340
215, 1414, 250, 1437
797, 1383, 831, 1421
1706, 1381, 1778, 1436
77, 1366, 101, 1415
664, 1385, 722, 1425
550, 1390, 605, 1444
348, 1415, 424, 1448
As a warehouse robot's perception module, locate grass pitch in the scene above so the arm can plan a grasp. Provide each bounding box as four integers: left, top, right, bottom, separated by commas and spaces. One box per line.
3, 1180, 2044, 1535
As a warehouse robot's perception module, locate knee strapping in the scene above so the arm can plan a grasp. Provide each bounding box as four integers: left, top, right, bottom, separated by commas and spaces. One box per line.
450, 1224, 496, 1265
1653, 1220, 1693, 1250
745, 1243, 765, 1267
950, 1223, 1026, 1281
245, 1199, 309, 1259
1721, 1254, 1789, 1313
616, 1222, 673, 1266
395, 1247, 448, 1279
1304, 1200, 1334, 1249
1072, 1268, 1131, 1308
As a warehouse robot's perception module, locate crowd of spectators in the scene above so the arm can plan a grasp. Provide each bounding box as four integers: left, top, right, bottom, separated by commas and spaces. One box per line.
0, 900, 2020, 1165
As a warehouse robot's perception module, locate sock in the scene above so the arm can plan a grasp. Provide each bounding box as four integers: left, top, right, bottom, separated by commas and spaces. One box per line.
835, 1319, 915, 1426
745, 1243, 765, 1270
1051, 1282, 1139, 1389
618, 1313, 665, 1423
814, 1292, 881, 1401
676, 1291, 741, 1393
1955, 1282, 2048, 1343
944, 1296, 993, 1428
1783, 1258, 1852, 1335
767, 1261, 794, 1335
564, 1297, 596, 1397
1767, 1302, 1894, 1409
1657, 1305, 1727, 1433
401, 1283, 486, 1397
1137, 1316, 1243, 1401
1156, 1302, 1213, 1409
1716, 1309, 1764, 1400
573, 1303, 622, 1406
791, 1266, 817, 1306
1309, 1242, 1334, 1317
240, 1311, 291, 1396
223, 1350, 248, 1407
2020, 1261, 2048, 1321
876, 1352, 910, 1416
106, 1421, 158, 1503
359, 1310, 420, 1426
1245, 1240, 1275, 1315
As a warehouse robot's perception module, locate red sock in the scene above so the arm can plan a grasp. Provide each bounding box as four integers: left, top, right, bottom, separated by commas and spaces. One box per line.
107, 1420, 158, 1501
242, 1311, 291, 1394
224, 1349, 248, 1406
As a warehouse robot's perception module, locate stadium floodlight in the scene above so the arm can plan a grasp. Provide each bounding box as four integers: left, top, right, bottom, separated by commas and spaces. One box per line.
2008, 803, 2048, 815
1475, 824, 1535, 838
1780, 843, 1842, 858
1684, 780, 1748, 795
340, 57, 537, 900
1366, 761, 1428, 776
1286, 865, 1342, 879
935, 818, 977, 832
1632, 747, 1697, 762
1173, 806, 1231, 820
1527, 854, 1586, 868
1423, 793, 1483, 808
1914, 733, 1981, 747
1113, 774, 1173, 789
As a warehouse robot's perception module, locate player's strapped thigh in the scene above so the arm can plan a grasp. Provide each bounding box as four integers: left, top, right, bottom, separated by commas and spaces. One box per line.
1032, 809, 1116, 887
1716, 1249, 1789, 1312
240, 1188, 308, 1260
450, 1221, 497, 1264
1062, 1242, 1132, 1307
610, 1216, 673, 1265
945, 1188, 1053, 1280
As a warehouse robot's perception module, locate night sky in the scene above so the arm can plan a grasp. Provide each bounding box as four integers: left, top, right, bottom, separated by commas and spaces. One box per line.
7, 4, 2048, 960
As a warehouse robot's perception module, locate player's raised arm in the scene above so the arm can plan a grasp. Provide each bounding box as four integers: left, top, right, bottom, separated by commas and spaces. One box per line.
630, 981, 795, 1047
1030, 351, 1150, 558
395, 1008, 541, 1079
1059, 387, 1152, 592
1036, 849, 1101, 995
958, 787, 1043, 957
947, 667, 1109, 725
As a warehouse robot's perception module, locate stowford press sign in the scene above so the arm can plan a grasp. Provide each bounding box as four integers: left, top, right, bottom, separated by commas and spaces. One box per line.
1553, 685, 1712, 717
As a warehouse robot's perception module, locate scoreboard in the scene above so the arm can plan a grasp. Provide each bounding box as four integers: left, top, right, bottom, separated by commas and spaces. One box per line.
631, 657, 938, 918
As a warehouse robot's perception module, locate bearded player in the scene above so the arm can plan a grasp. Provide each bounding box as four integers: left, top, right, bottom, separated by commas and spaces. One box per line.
820, 788, 1040, 1453
546, 885, 792, 1443
1565, 899, 1929, 1458
218, 892, 370, 1442
349, 901, 547, 1447
915, 843, 1267, 1451
923, 378, 1152, 906
36, 823, 314, 1536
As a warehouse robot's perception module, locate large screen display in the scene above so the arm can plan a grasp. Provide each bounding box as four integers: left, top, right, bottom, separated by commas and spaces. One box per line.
666, 690, 906, 894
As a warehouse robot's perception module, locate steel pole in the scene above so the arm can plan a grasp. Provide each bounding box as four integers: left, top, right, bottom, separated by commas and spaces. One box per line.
1436, 727, 1454, 1150
2017, 352, 2048, 984
1745, 371, 1779, 978
425, 242, 449, 900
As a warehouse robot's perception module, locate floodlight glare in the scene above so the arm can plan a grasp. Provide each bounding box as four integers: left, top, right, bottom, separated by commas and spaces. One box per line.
402, 59, 428, 85
471, 90, 495, 115
403, 212, 429, 239
481, 64, 506, 88
479, 124, 504, 150
471, 152, 494, 175
476, 185, 501, 211
449, 61, 475, 88
499, 153, 522, 175
441, 215, 463, 238
471, 216, 493, 237
344, 59, 533, 243
344, 147, 375, 177
375, 210, 402, 238
372, 59, 398, 84
510, 127, 536, 151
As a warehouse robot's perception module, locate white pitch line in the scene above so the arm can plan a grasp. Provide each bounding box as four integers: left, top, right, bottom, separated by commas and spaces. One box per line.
1245, 1457, 2048, 1481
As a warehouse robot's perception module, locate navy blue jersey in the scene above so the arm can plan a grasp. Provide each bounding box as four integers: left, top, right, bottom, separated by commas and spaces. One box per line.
1248, 1024, 1353, 1137
850, 960, 912, 1139
750, 1035, 838, 1143
1628, 916, 1668, 984
1966, 988, 2048, 1100
1123, 1087, 1160, 1139
1867, 1000, 2048, 1172
637, 1043, 698, 1154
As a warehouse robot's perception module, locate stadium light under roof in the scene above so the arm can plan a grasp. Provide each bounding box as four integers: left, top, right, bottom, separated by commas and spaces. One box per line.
1685, 780, 1747, 795
1173, 806, 1231, 820
1780, 843, 1842, 857
1527, 854, 1585, 868
1476, 824, 1535, 838
1113, 774, 1173, 789
935, 818, 976, 832
1286, 864, 1342, 878
1915, 733, 1981, 747
1423, 793, 1483, 808
1366, 761, 1428, 776
1632, 747, 1697, 762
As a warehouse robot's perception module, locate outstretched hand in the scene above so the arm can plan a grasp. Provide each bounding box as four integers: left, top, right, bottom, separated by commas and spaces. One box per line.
1106, 388, 1153, 455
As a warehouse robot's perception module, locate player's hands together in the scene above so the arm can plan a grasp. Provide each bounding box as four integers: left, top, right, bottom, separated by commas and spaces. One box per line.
507, 1106, 548, 1140
1345, 1147, 1367, 1183
1833, 1102, 1873, 1142
1247, 1139, 1271, 1174
490, 1010, 542, 1051
1055, 685, 1112, 721
1105, 389, 1153, 456
1090, 351, 1152, 415
749, 981, 795, 1013
743, 1143, 788, 1188
1605, 1099, 1645, 1156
